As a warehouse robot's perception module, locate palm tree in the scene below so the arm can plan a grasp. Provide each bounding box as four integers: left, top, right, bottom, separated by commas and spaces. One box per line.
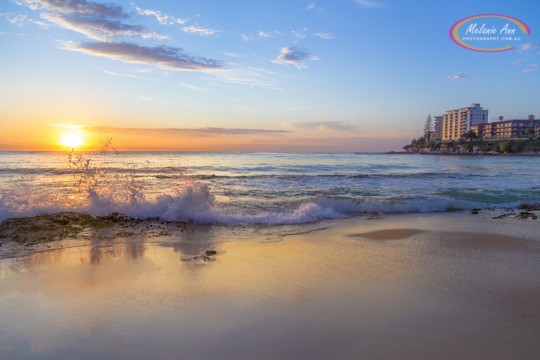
463, 129, 478, 142
529, 114, 536, 139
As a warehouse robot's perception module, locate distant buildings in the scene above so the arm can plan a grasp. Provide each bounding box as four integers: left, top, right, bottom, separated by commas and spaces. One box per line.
433, 116, 443, 141
472, 119, 540, 139
428, 103, 536, 142
439, 103, 488, 141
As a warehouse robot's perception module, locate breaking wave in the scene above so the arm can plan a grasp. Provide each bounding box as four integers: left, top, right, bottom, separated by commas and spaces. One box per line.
1, 149, 540, 224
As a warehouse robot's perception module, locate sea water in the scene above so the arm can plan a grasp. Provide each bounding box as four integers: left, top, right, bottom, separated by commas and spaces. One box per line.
1, 151, 540, 224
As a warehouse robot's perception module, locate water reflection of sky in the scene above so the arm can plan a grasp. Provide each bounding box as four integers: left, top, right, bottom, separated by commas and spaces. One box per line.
1, 218, 540, 359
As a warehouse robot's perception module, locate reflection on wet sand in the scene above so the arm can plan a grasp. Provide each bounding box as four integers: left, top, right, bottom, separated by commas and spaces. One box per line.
1, 214, 540, 360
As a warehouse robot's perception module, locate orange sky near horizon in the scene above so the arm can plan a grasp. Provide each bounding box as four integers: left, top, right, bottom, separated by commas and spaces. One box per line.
0, 121, 411, 152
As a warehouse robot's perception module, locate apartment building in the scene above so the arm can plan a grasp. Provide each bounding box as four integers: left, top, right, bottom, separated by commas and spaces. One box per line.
441, 103, 488, 140
472, 119, 540, 139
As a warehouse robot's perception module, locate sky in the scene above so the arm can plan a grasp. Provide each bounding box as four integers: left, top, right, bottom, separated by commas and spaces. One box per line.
0, 0, 539, 151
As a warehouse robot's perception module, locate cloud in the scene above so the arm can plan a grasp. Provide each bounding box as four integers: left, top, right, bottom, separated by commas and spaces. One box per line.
291, 121, 357, 132
223, 51, 242, 58
2, 13, 48, 28
99, 67, 120, 76
291, 30, 307, 41
314, 32, 333, 39
26, 0, 128, 18
86, 126, 289, 137
512, 59, 524, 66
7, 14, 27, 26
207, 65, 283, 90
41, 11, 165, 41
134, 6, 187, 25
272, 47, 318, 69
522, 64, 538, 74
258, 31, 280, 39
353, 0, 384, 8
306, 3, 324, 12
62, 41, 223, 72
520, 43, 538, 52
183, 25, 219, 36
241, 33, 253, 42
21, 0, 166, 41
447, 72, 467, 81
180, 83, 208, 92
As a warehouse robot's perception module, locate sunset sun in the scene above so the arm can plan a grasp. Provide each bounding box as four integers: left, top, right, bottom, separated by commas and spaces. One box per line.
60, 131, 85, 148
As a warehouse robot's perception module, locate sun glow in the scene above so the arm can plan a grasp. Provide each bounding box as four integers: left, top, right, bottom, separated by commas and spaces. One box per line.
60, 131, 85, 148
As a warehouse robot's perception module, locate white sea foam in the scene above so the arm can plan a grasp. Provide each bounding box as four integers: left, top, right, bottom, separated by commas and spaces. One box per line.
1, 151, 539, 224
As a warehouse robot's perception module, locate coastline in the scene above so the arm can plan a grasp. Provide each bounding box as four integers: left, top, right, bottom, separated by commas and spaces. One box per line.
387, 151, 540, 156
1, 211, 539, 359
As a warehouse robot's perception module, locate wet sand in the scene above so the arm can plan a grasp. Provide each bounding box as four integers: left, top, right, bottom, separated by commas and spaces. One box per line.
1, 212, 540, 359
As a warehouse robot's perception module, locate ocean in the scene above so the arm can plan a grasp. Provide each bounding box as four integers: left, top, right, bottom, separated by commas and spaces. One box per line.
1, 151, 540, 224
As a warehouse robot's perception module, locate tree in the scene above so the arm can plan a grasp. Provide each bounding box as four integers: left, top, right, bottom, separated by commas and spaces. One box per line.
424, 115, 432, 141
462, 130, 478, 142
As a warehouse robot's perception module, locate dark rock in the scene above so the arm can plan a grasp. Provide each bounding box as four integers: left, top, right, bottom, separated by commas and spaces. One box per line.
470, 208, 480, 215
205, 249, 217, 256
516, 211, 538, 220
518, 203, 540, 211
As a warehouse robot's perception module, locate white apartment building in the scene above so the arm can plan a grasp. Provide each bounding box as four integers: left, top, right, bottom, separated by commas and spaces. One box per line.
441, 103, 488, 140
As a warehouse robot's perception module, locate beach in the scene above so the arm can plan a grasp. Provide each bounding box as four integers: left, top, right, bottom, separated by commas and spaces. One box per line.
1, 212, 539, 359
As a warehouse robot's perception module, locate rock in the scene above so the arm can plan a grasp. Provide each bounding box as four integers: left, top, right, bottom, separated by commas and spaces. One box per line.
470, 208, 480, 215
492, 213, 510, 219
518, 203, 540, 211
205, 249, 217, 256
515, 211, 538, 220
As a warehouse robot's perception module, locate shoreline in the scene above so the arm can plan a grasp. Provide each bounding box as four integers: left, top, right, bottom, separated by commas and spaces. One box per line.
386, 151, 540, 156
1, 211, 539, 359
2, 209, 539, 259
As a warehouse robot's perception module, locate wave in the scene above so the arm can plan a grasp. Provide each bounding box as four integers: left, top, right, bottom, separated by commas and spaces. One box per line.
0, 181, 528, 225
1, 150, 538, 225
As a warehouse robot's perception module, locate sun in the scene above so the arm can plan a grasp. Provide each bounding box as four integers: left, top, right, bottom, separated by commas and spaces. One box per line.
60, 131, 85, 148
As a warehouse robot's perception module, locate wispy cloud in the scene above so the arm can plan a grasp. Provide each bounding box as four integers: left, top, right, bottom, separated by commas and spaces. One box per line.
86, 126, 289, 137
183, 25, 219, 36
291, 121, 357, 132
353, 0, 385, 9
1, 12, 48, 28
240, 33, 253, 42
62, 41, 223, 72
258, 30, 280, 39
26, 0, 128, 18
223, 51, 242, 58
520, 43, 538, 52
314, 32, 333, 40
512, 59, 524, 66
522, 64, 538, 74
134, 6, 186, 25
272, 47, 318, 69
447, 72, 467, 81
6, 13, 27, 26
17, 0, 225, 72
41, 11, 165, 41
205, 65, 282, 90
306, 3, 324, 12
180, 83, 208, 92
291, 30, 307, 42
20, 0, 166, 41
99, 67, 120, 76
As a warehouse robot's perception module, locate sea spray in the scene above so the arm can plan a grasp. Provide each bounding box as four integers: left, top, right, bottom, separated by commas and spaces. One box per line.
1, 151, 540, 224
67, 139, 146, 208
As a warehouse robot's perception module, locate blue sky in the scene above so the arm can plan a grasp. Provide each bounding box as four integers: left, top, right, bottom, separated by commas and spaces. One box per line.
0, 0, 539, 151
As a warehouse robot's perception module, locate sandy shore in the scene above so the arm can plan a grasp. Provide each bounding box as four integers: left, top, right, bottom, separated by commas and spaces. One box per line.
1, 212, 539, 359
